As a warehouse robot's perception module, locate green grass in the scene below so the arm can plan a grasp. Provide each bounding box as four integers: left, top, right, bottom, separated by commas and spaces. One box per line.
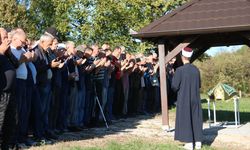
169, 95, 250, 123
201, 96, 250, 123
68, 140, 217, 150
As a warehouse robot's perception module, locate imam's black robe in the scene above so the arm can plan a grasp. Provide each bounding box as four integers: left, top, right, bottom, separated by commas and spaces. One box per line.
171, 63, 203, 143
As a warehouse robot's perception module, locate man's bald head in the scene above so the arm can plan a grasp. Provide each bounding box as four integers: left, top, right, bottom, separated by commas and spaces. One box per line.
8, 28, 26, 40
11, 31, 27, 49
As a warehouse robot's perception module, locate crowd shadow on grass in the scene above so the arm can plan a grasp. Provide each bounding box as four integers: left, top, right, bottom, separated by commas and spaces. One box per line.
39, 114, 158, 147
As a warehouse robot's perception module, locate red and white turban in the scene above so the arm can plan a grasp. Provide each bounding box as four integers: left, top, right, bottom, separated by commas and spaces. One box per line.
181, 47, 193, 58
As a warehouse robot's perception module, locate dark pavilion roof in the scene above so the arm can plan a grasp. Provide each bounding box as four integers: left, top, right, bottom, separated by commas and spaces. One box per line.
133, 0, 250, 38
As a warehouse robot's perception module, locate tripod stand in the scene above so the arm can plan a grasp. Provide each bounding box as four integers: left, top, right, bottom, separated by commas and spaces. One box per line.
93, 84, 109, 129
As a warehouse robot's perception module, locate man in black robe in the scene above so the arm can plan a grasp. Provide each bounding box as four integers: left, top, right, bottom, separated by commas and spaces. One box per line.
171, 47, 203, 150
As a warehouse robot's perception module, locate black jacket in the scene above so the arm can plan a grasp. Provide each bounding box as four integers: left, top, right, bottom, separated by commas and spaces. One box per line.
32, 45, 50, 85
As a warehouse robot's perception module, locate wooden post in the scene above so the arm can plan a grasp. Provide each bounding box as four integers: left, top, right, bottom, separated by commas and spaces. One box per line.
158, 39, 170, 131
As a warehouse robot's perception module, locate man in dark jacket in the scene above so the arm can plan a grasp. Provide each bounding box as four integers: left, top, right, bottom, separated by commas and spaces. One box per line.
32, 34, 60, 140
171, 47, 203, 150
0, 27, 17, 150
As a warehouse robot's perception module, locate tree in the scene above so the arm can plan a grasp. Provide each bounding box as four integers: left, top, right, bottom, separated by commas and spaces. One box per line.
0, 0, 18, 28
195, 46, 250, 96
0, 0, 189, 52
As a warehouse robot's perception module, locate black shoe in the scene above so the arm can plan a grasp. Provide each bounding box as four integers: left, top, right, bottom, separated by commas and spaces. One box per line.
68, 126, 83, 132
25, 139, 37, 146
45, 131, 59, 140
107, 120, 112, 125
54, 129, 60, 134
16, 143, 29, 149
1, 144, 11, 150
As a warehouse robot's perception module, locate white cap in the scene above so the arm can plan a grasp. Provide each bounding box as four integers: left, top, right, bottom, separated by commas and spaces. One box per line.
57, 43, 66, 49
181, 47, 193, 58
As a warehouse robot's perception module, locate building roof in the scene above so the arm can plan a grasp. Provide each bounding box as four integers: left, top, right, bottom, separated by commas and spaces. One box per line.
133, 0, 250, 38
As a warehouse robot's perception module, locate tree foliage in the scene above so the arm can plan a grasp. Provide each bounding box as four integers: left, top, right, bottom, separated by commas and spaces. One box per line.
0, 0, 188, 53
194, 46, 250, 96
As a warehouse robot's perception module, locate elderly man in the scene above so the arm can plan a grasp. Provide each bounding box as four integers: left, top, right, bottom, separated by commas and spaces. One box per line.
66, 41, 82, 130
32, 34, 60, 140
10, 30, 35, 147
171, 47, 203, 150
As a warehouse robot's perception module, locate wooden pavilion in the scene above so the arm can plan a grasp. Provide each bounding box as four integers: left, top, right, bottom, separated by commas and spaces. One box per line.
132, 0, 250, 130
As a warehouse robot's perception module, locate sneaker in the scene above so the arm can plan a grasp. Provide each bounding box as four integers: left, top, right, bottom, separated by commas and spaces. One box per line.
183, 143, 194, 150
195, 142, 202, 150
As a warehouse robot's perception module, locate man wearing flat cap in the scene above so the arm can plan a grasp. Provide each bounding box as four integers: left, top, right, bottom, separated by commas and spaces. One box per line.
171, 47, 203, 150
45, 27, 59, 40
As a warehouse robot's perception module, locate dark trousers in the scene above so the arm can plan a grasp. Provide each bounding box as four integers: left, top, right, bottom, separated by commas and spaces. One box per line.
37, 81, 52, 134
84, 89, 95, 126
93, 80, 103, 123
1, 92, 17, 149
128, 87, 140, 115
16, 79, 28, 142
145, 86, 155, 113
57, 84, 69, 130
78, 83, 86, 126
106, 86, 114, 121
23, 83, 33, 138
153, 86, 161, 112
137, 88, 145, 113
49, 85, 61, 130
30, 85, 43, 139
113, 79, 124, 117
68, 83, 79, 127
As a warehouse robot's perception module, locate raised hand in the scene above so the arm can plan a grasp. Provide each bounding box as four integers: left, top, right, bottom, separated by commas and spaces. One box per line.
0, 38, 10, 54
51, 59, 60, 68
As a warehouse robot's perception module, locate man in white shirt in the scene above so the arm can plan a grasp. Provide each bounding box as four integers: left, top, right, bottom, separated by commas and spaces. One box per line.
10, 30, 33, 146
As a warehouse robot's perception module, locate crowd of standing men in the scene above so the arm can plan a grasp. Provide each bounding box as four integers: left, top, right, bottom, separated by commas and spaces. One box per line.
0, 27, 174, 149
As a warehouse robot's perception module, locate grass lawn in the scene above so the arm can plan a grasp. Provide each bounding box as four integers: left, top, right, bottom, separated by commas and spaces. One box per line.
68, 139, 216, 150
169, 95, 250, 123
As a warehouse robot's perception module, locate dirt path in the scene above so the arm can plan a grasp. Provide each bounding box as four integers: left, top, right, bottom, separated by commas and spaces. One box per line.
29, 114, 250, 150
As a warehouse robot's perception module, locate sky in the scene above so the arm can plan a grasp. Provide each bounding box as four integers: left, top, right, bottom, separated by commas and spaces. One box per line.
205, 45, 243, 56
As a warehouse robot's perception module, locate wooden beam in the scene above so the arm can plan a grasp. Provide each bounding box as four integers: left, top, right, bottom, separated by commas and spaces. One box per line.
240, 32, 250, 40
190, 45, 211, 62
158, 39, 169, 130
239, 34, 250, 47
165, 37, 197, 63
